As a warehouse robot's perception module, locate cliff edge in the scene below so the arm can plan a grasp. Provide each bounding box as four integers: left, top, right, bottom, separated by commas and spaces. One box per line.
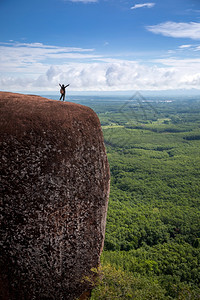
0, 92, 110, 300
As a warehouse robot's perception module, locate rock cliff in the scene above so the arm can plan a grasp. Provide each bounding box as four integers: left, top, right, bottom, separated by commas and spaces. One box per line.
0, 92, 110, 300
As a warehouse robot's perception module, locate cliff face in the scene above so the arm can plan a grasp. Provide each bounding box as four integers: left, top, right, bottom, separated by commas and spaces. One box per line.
0, 92, 110, 300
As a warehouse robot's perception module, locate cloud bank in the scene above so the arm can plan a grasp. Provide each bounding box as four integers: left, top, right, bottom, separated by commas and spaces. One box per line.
0, 42, 200, 92
147, 22, 200, 40
131, 3, 155, 10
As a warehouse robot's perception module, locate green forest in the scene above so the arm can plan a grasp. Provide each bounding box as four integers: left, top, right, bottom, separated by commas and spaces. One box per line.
81, 94, 200, 299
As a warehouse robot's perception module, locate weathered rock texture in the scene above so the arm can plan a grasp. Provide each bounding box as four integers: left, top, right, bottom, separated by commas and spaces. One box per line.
0, 92, 110, 300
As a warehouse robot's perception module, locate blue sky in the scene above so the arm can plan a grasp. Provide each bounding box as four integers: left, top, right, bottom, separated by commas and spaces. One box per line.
0, 0, 200, 93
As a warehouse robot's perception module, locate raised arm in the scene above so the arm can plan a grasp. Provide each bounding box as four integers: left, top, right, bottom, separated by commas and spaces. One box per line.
65, 84, 70, 88
59, 83, 62, 87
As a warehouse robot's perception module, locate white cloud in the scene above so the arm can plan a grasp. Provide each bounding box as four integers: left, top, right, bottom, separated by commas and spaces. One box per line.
0, 41, 94, 53
0, 42, 97, 75
146, 22, 200, 40
0, 41, 200, 92
131, 3, 155, 10
179, 44, 192, 49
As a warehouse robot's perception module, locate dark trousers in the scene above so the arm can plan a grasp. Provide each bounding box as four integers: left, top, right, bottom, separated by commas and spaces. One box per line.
60, 93, 65, 101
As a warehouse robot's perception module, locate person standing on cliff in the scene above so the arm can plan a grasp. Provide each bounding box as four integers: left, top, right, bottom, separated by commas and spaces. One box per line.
59, 83, 70, 101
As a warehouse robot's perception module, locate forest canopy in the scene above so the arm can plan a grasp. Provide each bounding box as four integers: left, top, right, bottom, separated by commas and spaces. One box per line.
81, 95, 200, 299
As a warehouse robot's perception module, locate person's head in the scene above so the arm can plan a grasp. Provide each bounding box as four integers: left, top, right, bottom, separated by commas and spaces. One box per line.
62, 84, 64, 87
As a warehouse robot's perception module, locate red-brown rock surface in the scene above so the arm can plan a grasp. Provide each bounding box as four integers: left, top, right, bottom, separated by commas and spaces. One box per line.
0, 92, 110, 300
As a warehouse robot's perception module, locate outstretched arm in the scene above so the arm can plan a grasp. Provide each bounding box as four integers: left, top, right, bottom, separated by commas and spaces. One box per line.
59, 83, 62, 87
65, 84, 70, 88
